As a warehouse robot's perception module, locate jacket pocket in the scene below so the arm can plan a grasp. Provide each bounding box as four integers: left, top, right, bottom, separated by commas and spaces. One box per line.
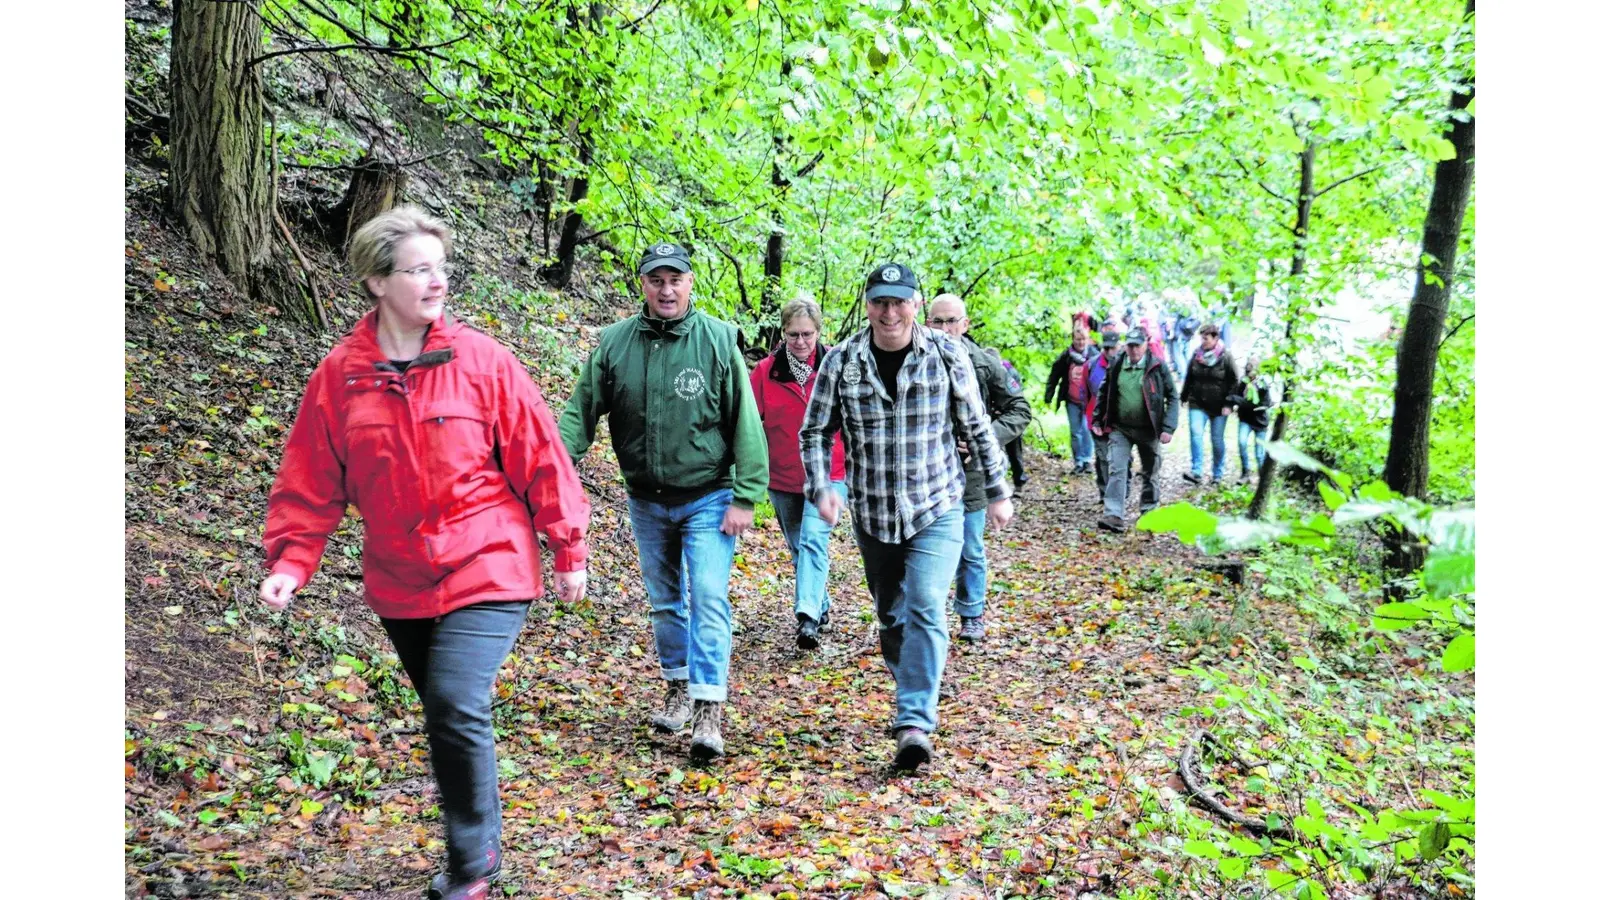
418, 401, 493, 501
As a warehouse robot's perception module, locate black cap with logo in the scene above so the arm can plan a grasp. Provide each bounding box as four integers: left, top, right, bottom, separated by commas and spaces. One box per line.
862, 262, 920, 301
639, 241, 693, 274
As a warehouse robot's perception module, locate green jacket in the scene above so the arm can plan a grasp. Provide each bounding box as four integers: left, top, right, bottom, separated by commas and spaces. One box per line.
559, 304, 769, 509
960, 335, 1033, 512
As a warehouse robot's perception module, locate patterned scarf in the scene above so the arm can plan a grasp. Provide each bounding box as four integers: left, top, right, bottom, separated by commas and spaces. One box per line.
1196, 340, 1227, 367
786, 346, 815, 385
1066, 344, 1092, 366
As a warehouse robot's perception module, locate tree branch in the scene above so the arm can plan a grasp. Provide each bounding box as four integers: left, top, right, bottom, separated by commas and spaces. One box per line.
250, 35, 467, 68
1436, 314, 1474, 351
620, 0, 664, 32
282, 149, 456, 172
1178, 729, 1293, 839
1232, 156, 1291, 206
1314, 164, 1386, 198
961, 250, 1037, 299
794, 150, 826, 180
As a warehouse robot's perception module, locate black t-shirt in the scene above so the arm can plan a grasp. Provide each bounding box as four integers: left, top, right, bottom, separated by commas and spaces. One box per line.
870, 340, 913, 400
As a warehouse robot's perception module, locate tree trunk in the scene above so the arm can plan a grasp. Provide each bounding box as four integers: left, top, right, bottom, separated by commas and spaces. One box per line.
1247, 144, 1316, 520
169, 0, 300, 317
328, 153, 407, 250
1382, 3, 1475, 574
544, 2, 602, 290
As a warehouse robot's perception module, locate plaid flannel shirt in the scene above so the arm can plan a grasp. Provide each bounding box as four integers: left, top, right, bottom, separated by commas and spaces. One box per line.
800, 324, 1010, 544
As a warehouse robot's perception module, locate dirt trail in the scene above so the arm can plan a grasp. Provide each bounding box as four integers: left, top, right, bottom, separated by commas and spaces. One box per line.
130, 425, 1270, 899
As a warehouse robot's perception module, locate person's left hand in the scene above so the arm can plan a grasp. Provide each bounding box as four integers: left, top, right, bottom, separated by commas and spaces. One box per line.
987, 497, 1015, 529
555, 569, 588, 604
722, 505, 754, 537
1222, 406, 1234, 417
956, 438, 970, 460
1159, 432, 1173, 444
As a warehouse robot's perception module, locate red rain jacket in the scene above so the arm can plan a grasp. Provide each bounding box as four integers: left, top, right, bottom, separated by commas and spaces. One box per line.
264, 310, 590, 619
749, 348, 845, 494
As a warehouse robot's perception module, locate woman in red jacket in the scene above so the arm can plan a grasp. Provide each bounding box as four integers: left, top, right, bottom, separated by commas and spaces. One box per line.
750, 298, 847, 651
258, 206, 590, 900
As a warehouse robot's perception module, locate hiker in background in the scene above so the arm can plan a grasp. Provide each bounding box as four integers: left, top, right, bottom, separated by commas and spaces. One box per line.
1071, 307, 1100, 335
1092, 327, 1178, 532
560, 241, 769, 763
1179, 323, 1240, 485
1044, 323, 1099, 475
1172, 312, 1201, 386
1083, 324, 1124, 495
927, 293, 1033, 643
749, 297, 848, 651
259, 207, 592, 900
1228, 356, 1275, 482
999, 356, 1030, 490
801, 265, 1013, 771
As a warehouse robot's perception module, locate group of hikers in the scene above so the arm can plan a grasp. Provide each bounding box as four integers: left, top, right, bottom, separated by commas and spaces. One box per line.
1044, 305, 1276, 532
253, 205, 1267, 899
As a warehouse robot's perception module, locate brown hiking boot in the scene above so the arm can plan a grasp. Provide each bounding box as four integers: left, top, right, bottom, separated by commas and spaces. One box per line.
1097, 514, 1126, 533
649, 680, 691, 733
689, 700, 725, 762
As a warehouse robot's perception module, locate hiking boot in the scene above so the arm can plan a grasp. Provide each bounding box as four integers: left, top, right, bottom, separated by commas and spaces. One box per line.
893, 727, 933, 771
429, 853, 500, 900
958, 616, 986, 642
1097, 514, 1126, 533
1074, 462, 1091, 475
649, 680, 692, 733
1182, 472, 1202, 485
797, 614, 820, 650
689, 700, 725, 762
818, 610, 834, 633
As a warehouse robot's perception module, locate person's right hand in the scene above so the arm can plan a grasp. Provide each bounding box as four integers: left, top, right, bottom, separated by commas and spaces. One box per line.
956, 438, 970, 460
815, 488, 842, 527
1159, 432, 1173, 444
259, 573, 300, 610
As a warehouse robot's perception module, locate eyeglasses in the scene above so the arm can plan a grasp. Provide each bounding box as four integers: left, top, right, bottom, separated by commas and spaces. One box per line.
395, 262, 455, 281
867, 296, 913, 308
928, 316, 964, 326
783, 330, 817, 341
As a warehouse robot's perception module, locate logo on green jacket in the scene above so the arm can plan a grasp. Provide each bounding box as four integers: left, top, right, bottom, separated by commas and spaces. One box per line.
674, 367, 708, 400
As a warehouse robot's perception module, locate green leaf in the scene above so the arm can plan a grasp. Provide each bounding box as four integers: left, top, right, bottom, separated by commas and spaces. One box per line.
197, 809, 221, 826
305, 752, 337, 787
1440, 633, 1474, 672
1264, 868, 1300, 892
1419, 822, 1452, 861
1183, 838, 1222, 859
1316, 480, 1347, 511
299, 799, 324, 818
1135, 502, 1219, 544
1217, 856, 1248, 878
1372, 602, 1429, 631
1424, 551, 1474, 596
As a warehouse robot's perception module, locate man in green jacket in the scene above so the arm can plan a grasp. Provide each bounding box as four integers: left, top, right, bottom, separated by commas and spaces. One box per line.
1090, 327, 1178, 533
926, 294, 1032, 643
560, 241, 768, 762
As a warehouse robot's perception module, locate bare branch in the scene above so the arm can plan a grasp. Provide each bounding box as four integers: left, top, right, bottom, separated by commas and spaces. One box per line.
1314, 164, 1386, 198
250, 35, 467, 68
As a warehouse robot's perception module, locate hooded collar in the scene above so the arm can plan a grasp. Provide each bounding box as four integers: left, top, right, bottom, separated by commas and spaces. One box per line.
348, 307, 462, 365
636, 299, 700, 336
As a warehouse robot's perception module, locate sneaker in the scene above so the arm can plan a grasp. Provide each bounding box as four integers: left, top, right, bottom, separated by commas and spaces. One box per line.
689, 700, 725, 762
893, 727, 933, 771
818, 610, 834, 633
1182, 472, 1202, 485
429, 853, 500, 900
1074, 462, 1091, 475
649, 680, 692, 733
957, 616, 986, 642
796, 614, 820, 650
1097, 514, 1126, 533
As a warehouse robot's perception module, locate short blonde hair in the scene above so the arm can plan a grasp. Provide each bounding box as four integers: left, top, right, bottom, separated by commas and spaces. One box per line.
348, 205, 453, 296
780, 297, 823, 332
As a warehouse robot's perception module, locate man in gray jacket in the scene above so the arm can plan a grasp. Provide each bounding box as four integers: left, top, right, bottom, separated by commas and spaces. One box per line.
926, 294, 1032, 642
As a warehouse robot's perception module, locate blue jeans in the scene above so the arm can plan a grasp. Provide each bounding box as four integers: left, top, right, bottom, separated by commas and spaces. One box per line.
954, 509, 989, 619
627, 488, 737, 702
1066, 402, 1094, 465
381, 601, 530, 881
1239, 421, 1268, 473
1188, 406, 1229, 480
853, 508, 964, 734
769, 481, 848, 623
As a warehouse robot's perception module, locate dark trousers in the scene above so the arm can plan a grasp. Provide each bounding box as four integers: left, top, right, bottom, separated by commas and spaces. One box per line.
381, 601, 530, 880
1005, 436, 1027, 484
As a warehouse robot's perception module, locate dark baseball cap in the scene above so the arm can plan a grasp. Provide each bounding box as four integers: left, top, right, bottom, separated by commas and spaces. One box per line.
863, 262, 920, 301
1124, 327, 1148, 345
639, 241, 692, 274
1100, 329, 1124, 347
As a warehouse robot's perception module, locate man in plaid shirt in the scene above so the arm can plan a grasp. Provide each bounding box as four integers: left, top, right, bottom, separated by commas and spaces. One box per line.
800, 262, 1015, 771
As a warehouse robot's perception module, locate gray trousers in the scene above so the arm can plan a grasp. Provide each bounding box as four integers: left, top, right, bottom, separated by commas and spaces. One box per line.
1104, 429, 1160, 519
382, 601, 530, 880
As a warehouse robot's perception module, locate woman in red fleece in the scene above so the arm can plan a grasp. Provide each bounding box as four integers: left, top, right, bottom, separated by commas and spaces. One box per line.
749, 298, 847, 651
258, 206, 590, 900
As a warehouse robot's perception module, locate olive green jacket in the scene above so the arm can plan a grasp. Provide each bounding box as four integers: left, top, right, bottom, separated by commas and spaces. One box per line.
559, 304, 768, 508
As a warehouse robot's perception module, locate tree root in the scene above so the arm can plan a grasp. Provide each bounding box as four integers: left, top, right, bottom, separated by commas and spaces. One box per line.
1178, 728, 1293, 839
